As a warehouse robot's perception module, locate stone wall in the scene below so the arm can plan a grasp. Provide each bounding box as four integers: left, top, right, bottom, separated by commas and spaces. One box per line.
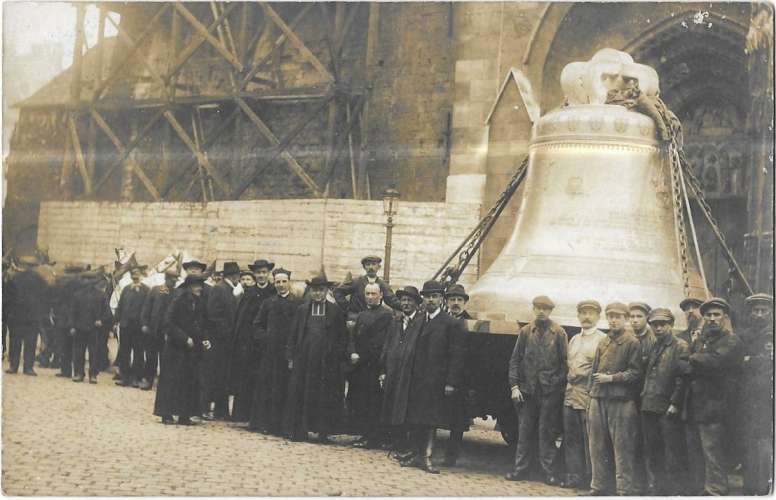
37, 199, 481, 290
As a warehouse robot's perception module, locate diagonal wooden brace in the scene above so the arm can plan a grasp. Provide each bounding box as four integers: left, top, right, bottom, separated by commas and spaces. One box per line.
106, 14, 168, 97
67, 114, 93, 195
174, 3, 244, 73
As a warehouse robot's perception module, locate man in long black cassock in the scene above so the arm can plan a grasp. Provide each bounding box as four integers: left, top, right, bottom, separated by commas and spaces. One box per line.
283, 274, 348, 443
402, 280, 467, 474
229, 260, 275, 422
114, 265, 149, 387
69, 273, 113, 383
139, 270, 178, 390
249, 268, 299, 434
154, 274, 211, 425
203, 261, 240, 420
348, 282, 394, 448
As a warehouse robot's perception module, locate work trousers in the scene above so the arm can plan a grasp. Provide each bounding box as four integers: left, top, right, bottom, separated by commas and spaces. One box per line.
563, 405, 591, 485
513, 392, 562, 477
117, 324, 144, 382
8, 324, 38, 373
143, 333, 163, 383
641, 411, 687, 495
686, 421, 728, 495
743, 433, 773, 495
57, 327, 74, 376
73, 328, 99, 378
587, 398, 639, 495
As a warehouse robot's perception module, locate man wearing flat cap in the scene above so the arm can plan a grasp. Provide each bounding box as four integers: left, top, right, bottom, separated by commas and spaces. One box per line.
640, 308, 690, 495
738, 293, 773, 495
506, 295, 568, 485
562, 300, 606, 489
678, 297, 704, 346
587, 302, 643, 496
684, 297, 743, 495
114, 264, 150, 386
139, 270, 179, 390
334, 255, 401, 322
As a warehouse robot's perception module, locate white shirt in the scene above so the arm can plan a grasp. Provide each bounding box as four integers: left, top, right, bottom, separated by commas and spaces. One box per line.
565, 327, 607, 410
427, 308, 441, 322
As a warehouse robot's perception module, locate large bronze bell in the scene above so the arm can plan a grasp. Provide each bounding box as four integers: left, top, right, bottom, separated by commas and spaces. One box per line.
467, 49, 705, 329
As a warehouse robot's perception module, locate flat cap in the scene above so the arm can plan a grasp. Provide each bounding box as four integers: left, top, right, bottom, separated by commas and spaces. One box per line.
628, 302, 652, 314
745, 293, 774, 307
679, 297, 704, 311
361, 255, 382, 266
605, 302, 629, 315
700, 297, 731, 316
648, 307, 675, 323
532, 295, 555, 308
577, 299, 602, 313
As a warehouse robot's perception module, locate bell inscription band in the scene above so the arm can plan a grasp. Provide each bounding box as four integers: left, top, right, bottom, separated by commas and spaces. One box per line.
467, 49, 704, 329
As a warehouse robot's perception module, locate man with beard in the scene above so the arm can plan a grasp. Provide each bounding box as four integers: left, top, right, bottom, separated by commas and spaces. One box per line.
678, 297, 704, 345
380, 286, 424, 460
284, 274, 348, 443
739, 293, 774, 495
114, 265, 150, 387
442, 284, 472, 466
402, 280, 467, 474
640, 308, 689, 495
229, 260, 275, 422
562, 300, 606, 490
684, 297, 743, 496
348, 283, 393, 449
586, 302, 642, 496
69, 273, 113, 383
154, 274, 211, 425
203, 261, 240, 420
139, 270, 178, 390
250, 268, 299, 434
5, 255, 48, 376
506, 295, 568, 485
334, 256, 401, 324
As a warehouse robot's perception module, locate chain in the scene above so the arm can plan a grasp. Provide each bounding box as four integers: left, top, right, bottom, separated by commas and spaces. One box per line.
667, 140, 693, 297
434, 156, 529, 285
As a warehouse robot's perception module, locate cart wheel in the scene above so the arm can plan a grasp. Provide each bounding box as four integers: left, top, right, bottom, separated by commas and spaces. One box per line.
500, 429, 517, 446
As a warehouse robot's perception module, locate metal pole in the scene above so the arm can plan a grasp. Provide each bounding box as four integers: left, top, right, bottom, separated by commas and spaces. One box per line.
384, 214, 394, 283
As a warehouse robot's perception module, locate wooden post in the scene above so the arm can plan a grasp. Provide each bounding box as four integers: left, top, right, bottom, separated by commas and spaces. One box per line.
70, 3, 86, 104
357, 3, 379, 199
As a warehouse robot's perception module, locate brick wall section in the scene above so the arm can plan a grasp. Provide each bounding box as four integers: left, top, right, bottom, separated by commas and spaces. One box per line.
38, 199, 481, 290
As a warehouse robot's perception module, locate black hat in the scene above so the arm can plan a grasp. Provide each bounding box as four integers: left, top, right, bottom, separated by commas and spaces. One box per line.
221, 261, 240, 276
249, 259, 275, 272
306, 274, 333, 288
700, 297, 731, 316
444, 284, 469, 301
182, 260, 207, 272
420, 280, 445, 296
183, 274, 207, 287
679, 297, 704, 311
396, 286, 422, 304
272, 268, 292, 279
648, 307, 675, 324
361, 255, 382, 266
745, 293, 774, 307
628, 302, 652, 314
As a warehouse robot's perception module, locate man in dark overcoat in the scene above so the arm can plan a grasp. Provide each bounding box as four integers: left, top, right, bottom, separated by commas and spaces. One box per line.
139, 270, 178, 390
347, 282, 394, 448
334, 255, 401, 322
114, 265, 149, 387
203, 261, 240, 419
677, 296, 704, 345
249, 268, 299, 434
69, 273, 113, 383
5, 255, 49, 376
154, 274, 211, 425
380, 285, 424, 456
283, 274, 348, 443
640, 308, 690, 495
229, 260, 275, 422
53, 265, 84, 378
403, 280, 467, 474
506, 295, 568, 485
684, 297, 743, 496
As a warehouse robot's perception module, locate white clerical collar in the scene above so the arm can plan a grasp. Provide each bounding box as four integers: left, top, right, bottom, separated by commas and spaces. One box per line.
257, 282, 269, 289
279, 291, 290, 298
366, 276, 378, 284
427, 308, 441, 321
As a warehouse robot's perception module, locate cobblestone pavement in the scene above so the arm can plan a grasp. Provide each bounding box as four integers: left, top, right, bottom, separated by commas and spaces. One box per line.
2, 360, 578, 497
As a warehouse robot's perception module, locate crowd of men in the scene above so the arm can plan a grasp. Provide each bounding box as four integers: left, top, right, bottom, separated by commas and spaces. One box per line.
2, 252, 773, 495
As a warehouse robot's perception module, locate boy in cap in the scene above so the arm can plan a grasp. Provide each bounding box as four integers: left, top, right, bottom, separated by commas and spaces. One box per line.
587, 302, 642, 496
114, 265, 150, 387
139, 269, 179, 390
334, 255, 400, 322
506, 295, 568, 485
562, 300, 606, 489
640, 308, 690, 495
684, 297, 743, 495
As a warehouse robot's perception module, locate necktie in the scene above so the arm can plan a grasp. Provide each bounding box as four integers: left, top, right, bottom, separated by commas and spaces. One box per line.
403, 317, 409, 331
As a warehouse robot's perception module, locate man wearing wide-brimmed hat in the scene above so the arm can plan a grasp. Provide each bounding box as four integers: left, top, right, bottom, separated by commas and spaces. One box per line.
283, 273, 348, 443
114, 263, 150, 387
685, 297, 743, 496
139, 269, 179, 390
334, 255, 400, 322
5, 255, 48, 375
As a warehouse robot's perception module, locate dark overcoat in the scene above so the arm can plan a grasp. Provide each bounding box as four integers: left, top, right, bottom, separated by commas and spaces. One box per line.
69, 283, 113, 333
283, 300, 348, 437
154, 289, 208, 418
405, 311, 468, 428
115, 283, 149, 327
203, 280, 238, 399
6, 269, 49, 328
249, 292, 300, 432
141, 284, 174, 350
380, 312, 424, 426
